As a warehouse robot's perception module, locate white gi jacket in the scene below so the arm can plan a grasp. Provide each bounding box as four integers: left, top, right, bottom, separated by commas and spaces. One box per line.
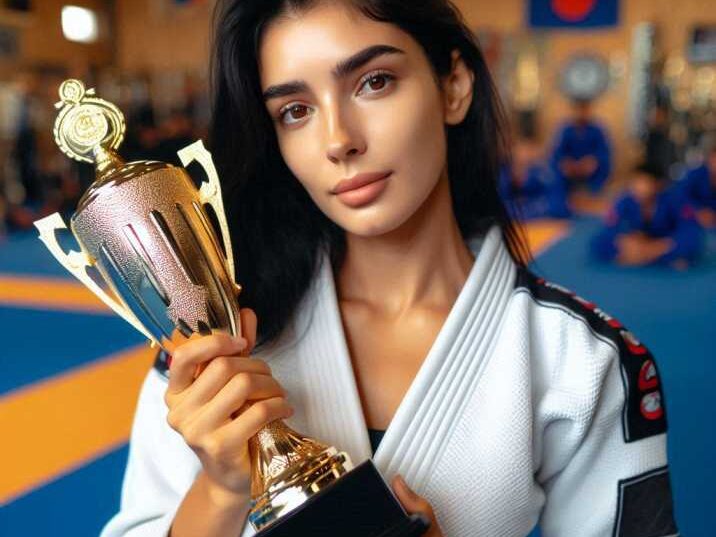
101, 226, 678, 537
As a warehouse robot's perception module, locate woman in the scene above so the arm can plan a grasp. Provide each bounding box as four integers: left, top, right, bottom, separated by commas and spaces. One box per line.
101, 1, 678, 536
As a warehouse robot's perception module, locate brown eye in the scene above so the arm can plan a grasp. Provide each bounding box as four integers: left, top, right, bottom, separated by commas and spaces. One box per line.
289, 105, 308, 118
280, 104, 312, 125
358, 72, 395, 96
367, 75, 386, 91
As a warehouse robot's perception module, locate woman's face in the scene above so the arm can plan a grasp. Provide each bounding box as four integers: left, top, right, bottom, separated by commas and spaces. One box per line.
258, 3, 469, 237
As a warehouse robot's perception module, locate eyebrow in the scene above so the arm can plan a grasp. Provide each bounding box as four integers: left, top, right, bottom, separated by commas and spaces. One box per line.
262, 44, 405, 101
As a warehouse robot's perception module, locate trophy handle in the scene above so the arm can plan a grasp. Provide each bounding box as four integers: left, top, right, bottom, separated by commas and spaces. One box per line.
178, 140, 236, 283
34, 212, 157, 345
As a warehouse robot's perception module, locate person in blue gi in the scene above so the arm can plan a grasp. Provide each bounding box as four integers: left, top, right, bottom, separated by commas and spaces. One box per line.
590, 162, 704, 268
550, 99, 612, 195
677, 142, 716, 229
498, 161, 571, 220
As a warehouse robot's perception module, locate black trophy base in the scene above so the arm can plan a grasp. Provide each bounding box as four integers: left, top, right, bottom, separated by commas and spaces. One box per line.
254, 460, 430, 537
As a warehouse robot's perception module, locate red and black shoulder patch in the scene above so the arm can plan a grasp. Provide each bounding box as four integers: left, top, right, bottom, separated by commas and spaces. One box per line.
516, 269, 668, 443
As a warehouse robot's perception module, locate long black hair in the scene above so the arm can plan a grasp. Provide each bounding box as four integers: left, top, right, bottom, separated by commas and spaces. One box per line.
210, 0, 530, 348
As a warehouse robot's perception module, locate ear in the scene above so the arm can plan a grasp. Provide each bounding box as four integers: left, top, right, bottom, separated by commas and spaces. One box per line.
442, 49, 474, 126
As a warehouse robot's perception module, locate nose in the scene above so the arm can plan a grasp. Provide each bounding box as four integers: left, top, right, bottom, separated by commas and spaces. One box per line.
324, 105, 366, 164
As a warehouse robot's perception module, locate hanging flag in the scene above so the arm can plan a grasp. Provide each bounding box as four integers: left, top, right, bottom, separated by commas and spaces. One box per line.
528, 0, 619, 29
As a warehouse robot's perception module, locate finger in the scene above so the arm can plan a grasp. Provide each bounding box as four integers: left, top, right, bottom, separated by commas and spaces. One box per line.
239, 308, 257, 355
216, 396, 294, 451
175, 356, 273, 410
391, 475, 434, 519
168, 333, 247, 394
194, 373, 288, 430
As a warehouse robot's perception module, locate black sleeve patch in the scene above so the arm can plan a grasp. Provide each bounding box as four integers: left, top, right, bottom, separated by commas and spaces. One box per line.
515, 269, 668, 443
613, 466, 679, 537
153, 348, 170, 379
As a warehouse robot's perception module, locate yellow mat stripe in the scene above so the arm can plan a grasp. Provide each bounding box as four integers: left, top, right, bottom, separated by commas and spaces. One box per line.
0, 275, 109, 313
522, 219, 570, 256
0, 345, 155, 505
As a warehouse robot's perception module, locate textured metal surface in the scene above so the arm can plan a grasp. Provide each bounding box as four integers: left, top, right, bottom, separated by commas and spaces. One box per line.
75, 160, 169, 214
71, 165, 238, 351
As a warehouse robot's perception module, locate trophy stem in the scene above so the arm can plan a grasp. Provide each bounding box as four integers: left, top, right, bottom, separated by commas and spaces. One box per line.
247, 420, 353, 530
92, 145, 125, 179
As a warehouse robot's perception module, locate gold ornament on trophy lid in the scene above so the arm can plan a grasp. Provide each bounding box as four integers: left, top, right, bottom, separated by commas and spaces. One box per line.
53, 79, 126, 177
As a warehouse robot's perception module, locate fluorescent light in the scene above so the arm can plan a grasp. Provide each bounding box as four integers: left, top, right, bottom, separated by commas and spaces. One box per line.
61, 5, 98, 44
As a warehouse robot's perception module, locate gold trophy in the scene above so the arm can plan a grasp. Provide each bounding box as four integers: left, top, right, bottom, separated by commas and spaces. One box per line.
35, 80, 429, 536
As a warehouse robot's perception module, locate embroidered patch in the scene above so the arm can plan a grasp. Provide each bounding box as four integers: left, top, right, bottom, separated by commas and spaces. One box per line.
613, 466, 678, 537
515, 269, 668, 443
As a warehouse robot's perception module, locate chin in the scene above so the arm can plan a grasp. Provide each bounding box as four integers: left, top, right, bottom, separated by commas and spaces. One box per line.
332, 206, 414, 238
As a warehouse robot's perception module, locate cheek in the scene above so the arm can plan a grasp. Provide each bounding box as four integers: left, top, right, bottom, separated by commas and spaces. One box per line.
373, 83, 447, 198
274, 129, 331, 209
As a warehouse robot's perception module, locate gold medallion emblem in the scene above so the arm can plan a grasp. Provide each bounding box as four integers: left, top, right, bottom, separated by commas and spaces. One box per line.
53, 79, 125, 164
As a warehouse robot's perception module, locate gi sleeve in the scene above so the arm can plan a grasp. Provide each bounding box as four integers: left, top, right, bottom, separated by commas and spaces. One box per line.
100, 368, 202, 537
589, 196, 635, 261
655, 197, 704, 265
588, 126, 612, 193
537, 317, 679, 537
549, 125, 571, 184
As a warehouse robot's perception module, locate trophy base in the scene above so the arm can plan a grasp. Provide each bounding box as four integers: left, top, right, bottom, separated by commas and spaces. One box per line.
254, 460, 430, 537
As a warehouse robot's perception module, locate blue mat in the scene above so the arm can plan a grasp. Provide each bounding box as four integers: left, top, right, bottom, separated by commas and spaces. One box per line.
0, 446, 128, 537
0, 230, 77, 277
0, 306, 143, 395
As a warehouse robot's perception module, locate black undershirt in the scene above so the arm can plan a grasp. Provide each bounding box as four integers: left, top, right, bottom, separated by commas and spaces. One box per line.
367, 428, 387, 455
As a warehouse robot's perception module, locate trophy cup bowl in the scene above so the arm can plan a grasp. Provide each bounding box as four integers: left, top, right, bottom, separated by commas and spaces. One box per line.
34, 79, 429, 536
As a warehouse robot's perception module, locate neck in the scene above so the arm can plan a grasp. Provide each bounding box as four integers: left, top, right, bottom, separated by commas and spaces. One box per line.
336, 170, 475, 317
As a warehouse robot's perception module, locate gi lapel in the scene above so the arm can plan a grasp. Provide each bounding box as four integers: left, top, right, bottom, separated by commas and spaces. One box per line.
287, 250, 374, 464
372, 226, 516, 491
288, 225, 516, 490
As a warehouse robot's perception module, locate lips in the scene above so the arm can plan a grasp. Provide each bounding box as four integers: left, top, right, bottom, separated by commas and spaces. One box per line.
332, 171, 392, 208
331, 171, 392, 195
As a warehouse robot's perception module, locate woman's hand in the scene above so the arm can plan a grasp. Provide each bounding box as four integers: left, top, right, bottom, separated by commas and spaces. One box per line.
164, 308, 293, 500
392, 475, 445, 537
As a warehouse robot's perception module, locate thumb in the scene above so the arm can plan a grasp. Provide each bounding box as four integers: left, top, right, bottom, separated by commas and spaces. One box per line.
391, 475, 431, 515
239, 307, 257, 355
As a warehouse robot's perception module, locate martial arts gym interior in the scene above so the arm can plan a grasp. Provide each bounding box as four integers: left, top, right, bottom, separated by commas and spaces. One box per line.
1, 1, 714, 536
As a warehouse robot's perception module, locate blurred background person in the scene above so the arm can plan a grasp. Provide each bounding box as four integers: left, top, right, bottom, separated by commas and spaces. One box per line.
550, 99, 612, 202
644, 102, 677, 181
676, 137, 716, 229
121, 102, 160, 163
499, 135, 571, 220
155, 106, 195, 166
590, 162, 703, 268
